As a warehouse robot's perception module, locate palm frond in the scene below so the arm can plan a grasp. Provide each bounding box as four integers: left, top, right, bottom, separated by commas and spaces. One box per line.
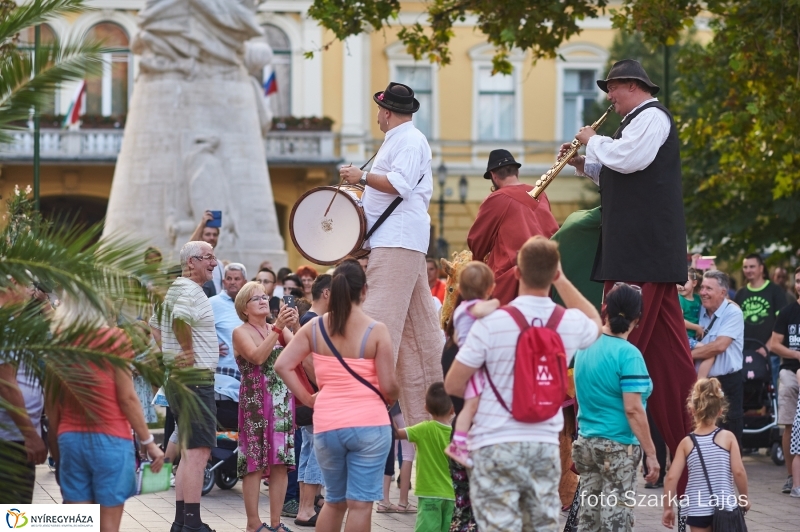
0, 38, 104, 142
0, 0, 89, 44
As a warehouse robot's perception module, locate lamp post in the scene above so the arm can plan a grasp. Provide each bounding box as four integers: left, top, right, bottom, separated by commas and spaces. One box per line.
458, 175, 468, 203
437, 162, 448, 258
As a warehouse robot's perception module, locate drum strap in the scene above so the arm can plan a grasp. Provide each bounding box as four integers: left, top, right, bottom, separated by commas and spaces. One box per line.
364, 174, 424, 240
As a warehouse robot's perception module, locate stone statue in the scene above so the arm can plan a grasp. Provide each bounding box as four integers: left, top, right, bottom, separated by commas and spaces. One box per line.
103, 0, 287, 273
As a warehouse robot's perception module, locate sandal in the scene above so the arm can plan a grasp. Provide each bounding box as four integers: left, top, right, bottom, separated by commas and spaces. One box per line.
294, 513, 318, 527
266, 524, 293, 532
397, 503, 417, 513
376, 502, 402, 513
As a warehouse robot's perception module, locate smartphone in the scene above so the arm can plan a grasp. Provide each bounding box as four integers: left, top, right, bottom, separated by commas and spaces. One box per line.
205, 210, 222, 228
269, 296, 281, 319
282, 295, 296, 309
696, 256, 716, 270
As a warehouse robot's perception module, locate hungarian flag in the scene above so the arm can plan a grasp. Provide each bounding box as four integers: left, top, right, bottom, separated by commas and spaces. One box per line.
63, 80, 86, 128
263, 71, 277, 96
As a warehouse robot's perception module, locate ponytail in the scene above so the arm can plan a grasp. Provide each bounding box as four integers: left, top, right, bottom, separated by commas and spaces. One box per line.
604, 284, 642, 334
688, 378, 728, 427
328, 258, 366, 336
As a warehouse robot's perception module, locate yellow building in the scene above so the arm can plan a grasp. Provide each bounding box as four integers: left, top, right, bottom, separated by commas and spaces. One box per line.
0, 1, 700, 269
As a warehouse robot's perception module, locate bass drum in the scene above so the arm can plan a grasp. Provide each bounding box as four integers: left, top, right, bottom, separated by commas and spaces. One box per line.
289, 185, 368, 265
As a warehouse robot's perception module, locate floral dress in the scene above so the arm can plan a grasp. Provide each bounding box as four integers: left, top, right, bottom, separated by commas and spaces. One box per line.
236, 324, 295, 478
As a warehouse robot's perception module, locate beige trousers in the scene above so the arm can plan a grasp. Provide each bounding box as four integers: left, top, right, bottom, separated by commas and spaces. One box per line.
363, 247, 444, 426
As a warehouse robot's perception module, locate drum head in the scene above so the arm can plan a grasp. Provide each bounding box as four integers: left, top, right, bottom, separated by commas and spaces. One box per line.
290, 186, 366, 265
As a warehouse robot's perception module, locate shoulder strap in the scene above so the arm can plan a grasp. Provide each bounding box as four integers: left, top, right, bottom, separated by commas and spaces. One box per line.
358, 322, 378, 359
364, 174, 425, 240
689, 433, 715, 497
318, 317, 386, 403
545, 305, 566, 331
501, 305, 529, 331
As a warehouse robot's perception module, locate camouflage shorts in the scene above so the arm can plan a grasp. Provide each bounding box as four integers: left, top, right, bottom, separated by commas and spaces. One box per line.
469, 442, 560, 532
571, 436, 642, 532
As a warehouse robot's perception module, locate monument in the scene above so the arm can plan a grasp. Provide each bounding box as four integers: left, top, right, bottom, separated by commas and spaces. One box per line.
103, 0, 287, 272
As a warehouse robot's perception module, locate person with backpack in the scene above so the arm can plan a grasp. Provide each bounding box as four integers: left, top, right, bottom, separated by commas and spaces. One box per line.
571, 283, 660, 531
444, 235, 601, 532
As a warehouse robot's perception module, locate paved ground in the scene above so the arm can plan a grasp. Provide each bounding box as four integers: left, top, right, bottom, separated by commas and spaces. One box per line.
33, 451, 800, 531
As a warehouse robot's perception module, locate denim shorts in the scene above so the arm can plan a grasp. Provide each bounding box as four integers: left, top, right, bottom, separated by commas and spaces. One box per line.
298, 426, 324, 485
58, 432, 136, 506
314, 425, 391, 503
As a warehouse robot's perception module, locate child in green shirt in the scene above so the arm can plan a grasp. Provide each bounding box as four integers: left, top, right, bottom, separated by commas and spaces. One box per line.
679, 268, 704, 345
397, 382, 456, 532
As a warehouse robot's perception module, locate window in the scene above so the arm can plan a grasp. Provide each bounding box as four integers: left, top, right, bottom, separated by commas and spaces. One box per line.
263, 24, 291, 118
561, 69, 597, 141
19, 25, 58, 115
395, 66, 432, 138
477, 67, 515, 141
85, 23, 130, 117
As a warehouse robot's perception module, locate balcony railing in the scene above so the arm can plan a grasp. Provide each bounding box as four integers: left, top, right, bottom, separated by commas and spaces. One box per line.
0, 129, 338, 164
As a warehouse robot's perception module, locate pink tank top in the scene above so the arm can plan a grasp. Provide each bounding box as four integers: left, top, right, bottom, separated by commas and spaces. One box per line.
311, 319, 390, 433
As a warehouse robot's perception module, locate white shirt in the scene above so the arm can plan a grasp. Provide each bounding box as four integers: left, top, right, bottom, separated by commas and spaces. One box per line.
582, 98, 671, 183
0, 362, 43, 442
362, 121, 433, 253
150, 277, 219, 371
456, 295, 599, 450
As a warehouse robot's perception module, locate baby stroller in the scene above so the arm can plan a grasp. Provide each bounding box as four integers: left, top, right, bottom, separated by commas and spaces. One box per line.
201, 399, 240, 495
201, 431, 239, 495
741, 338, 783, 465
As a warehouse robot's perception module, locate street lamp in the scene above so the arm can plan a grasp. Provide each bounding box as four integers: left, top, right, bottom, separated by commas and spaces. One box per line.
458, 175, 468, 203
437, 162, 448, 259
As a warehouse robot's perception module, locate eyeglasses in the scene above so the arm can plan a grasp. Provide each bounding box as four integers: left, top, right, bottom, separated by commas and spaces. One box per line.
192, 254, 216, 262
248, 295, 270, 303
614, 282, 642, 293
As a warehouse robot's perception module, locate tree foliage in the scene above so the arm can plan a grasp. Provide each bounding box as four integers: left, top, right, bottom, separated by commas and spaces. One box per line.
673, 0, 800, 258
307, 0, 716, 74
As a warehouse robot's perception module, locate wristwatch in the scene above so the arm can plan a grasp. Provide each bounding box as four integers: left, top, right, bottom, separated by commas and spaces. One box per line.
358, 171, 368, 186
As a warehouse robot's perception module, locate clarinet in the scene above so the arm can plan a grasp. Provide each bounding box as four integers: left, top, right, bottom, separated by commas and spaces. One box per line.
529, 104, 615, 200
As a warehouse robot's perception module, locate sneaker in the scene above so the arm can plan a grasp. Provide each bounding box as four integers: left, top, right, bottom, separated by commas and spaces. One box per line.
444, 441, 473, 468
790, 487, 800, 498
281, 499, 299, 518
181, 524, 216, 532
782, 475, 793, 494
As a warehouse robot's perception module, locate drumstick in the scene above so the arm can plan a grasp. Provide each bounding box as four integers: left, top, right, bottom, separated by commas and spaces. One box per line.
323, 164, 350, 217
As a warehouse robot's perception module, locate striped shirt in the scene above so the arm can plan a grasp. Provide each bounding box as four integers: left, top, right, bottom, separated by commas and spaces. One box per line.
686, 429, 737, 516
150, 277, 218, 371
456, 295, 599, 450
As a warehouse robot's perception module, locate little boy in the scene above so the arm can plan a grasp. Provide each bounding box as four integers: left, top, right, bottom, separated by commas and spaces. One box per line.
397, 382, 456, 532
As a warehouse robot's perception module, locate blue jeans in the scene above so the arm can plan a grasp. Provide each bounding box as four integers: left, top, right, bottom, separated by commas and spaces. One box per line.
299, 426, 324, 485
314, 425, 391, 503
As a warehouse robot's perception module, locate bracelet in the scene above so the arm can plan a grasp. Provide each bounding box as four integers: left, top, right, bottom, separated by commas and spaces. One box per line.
140, 434, 155, 446
272, 326, 283, 334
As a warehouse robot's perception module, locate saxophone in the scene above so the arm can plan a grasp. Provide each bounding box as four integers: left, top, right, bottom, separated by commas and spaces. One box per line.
529, 104, 615, 200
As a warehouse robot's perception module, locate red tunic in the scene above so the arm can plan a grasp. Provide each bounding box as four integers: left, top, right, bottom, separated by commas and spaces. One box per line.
467, 185, 559, 304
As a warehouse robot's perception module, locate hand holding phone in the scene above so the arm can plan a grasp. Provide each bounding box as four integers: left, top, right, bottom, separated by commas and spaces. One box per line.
283, 295, 296, 309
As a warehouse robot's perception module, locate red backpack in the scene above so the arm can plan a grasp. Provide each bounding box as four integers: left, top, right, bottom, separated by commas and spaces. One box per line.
484, 305, 568, 423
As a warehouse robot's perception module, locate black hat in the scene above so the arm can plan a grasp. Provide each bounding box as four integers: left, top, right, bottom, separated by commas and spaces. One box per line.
483, 149, 521, 179
373, 82, 420, 114
596, 59, 660, 95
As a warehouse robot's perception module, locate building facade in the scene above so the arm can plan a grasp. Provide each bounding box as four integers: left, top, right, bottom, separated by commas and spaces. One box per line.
0, 0, 685, 269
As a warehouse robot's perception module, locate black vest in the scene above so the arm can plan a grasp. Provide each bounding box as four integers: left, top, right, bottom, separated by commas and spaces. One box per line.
591, 101, 687, 284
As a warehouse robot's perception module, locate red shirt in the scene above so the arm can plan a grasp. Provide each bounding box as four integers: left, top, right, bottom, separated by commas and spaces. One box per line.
468, 185, 559, 304
431, 279, 447, 303
58, 327, 135, 440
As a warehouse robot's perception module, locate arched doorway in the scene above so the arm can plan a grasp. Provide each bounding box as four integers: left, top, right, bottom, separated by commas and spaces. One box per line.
40, 195, 108, 236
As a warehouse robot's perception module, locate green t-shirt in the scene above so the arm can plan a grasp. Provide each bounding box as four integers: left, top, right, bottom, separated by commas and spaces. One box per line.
574, 334, 652, 445
405, 420, 455, 499
679, 294, 701, 338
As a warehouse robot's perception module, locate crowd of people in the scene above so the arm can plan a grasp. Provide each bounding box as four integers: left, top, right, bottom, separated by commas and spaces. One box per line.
2, 61, 800, 532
